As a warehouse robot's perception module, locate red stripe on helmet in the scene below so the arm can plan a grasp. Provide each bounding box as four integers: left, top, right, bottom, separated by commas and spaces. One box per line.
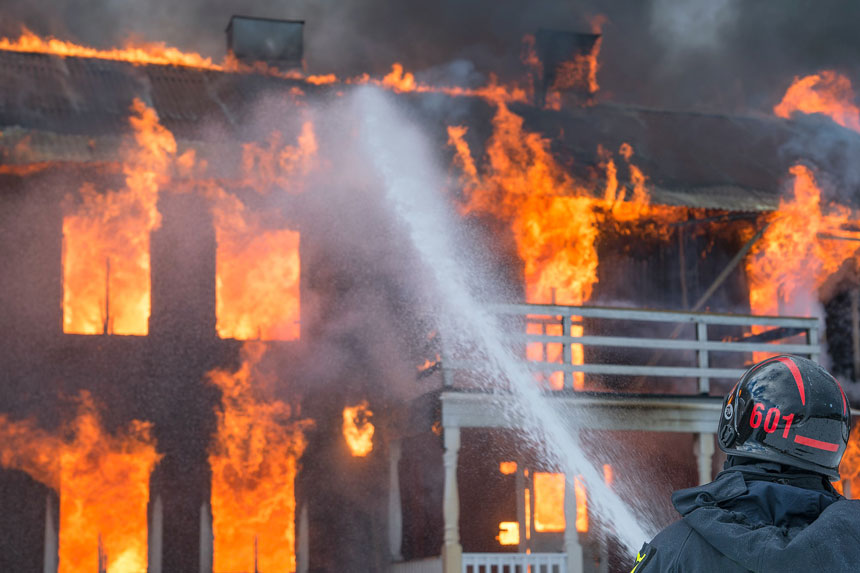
794, 434, 839, 452
777, 356, 805, 405
838, 381, 848, 416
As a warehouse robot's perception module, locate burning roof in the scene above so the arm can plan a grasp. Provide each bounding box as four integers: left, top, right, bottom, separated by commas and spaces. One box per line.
3, 43, 859, 212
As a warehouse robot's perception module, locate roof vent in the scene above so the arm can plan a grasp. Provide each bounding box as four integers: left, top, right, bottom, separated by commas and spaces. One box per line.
226, 16, 304, 71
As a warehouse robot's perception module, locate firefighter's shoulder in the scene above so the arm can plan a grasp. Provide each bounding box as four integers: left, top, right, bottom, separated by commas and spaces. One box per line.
629, 541, 656, 572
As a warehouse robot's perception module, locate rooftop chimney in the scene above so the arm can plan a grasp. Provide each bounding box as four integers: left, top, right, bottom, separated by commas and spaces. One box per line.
226, 15, 304, 71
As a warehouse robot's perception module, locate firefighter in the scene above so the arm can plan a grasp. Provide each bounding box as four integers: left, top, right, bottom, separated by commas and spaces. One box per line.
630, 355, 860, 572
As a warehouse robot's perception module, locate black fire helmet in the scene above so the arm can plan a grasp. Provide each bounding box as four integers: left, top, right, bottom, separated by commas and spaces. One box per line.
717, 355, 852, 480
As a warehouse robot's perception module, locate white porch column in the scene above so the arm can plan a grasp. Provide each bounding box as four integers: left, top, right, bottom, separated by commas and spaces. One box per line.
43, 494, 58, 573
388, 439, 404, 562
199, 500, 213, 573
695, 433, 715, 485
442, 426, 462, 573
148, 495, 163, 573
563, 477, 583, 573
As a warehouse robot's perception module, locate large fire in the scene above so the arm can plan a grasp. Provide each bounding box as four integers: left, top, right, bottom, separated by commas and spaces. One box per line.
746, 164, 856, 319
212, 123, 316, 341
448, 103, 598, 390
0, 394, 160, 572
747, 72, 860, 359
62, 99, 176, 335
208, 343, 311, 573
61, 93, 308, 341
449, 100, 681, 389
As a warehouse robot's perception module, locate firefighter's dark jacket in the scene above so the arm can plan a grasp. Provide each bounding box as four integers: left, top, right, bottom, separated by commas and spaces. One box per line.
634, 463, 860, 572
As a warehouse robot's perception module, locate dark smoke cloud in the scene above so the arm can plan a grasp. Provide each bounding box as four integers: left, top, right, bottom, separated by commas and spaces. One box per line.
4, 1, 860, 113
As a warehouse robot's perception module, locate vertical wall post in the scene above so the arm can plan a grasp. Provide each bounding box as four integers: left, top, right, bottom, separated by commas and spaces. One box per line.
696, 321, 710, 394
199, 501, 213, 573
297, 505, 309, 573
43, 494, 58, 573
516, 466, 526, 554
808, 323, 820, 363
148, 495, 163, 573
388, 439, 403, 562
850, 288, 860, 378
442, 426, 462, 573
694, 433, 715, 486
562, 314, 573, 389
563, 476, 583, 573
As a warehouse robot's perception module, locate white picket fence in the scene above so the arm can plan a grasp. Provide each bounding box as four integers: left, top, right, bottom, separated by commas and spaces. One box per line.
462, 552, 567, 573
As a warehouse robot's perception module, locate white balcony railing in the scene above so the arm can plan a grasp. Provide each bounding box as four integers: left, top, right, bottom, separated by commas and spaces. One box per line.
442, 303, 820, 394
462, 552, 566, 573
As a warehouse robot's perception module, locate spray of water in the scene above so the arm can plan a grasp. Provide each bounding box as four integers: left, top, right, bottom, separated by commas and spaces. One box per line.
352, 86, 652, 550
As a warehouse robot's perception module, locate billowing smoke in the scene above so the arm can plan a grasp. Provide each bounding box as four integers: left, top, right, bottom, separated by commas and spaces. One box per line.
4, 1, 860, 112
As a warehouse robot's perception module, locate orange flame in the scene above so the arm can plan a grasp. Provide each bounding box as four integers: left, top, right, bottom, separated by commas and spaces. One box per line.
0, 394, 160, 573
211, 123, 315, 341
448, 106, 682, 389
574, 476, 588, 533
746, 164, 856, 322
211, 191, 302, 341
208, 342, 311, 573
62, 98, 175, 335
240, 122, 318, 195
348, 63, 529, 105
749, 72, 860, 359
496, 522, 520, 545
0, 27, 221, 69
0, 29, 538, 107
603, 463, 614, 488
533, 472, 565, 532
342, 401, 375, 457
382, 63, 417, 93
499, 461, 518, 475
838, 423, 859, 498
545, 38, 602, 110
448, 103, 599, 389
774, 71, 860, 131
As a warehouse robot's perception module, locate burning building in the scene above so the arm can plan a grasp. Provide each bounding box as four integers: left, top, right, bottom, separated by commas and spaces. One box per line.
0, 14, 859, 573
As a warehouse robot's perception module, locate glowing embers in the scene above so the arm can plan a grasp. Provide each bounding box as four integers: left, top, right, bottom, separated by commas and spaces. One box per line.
208, 343, 311, 573
343, 401, 375, 457
0, 394, 159, 573
62, 99, 179, 336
